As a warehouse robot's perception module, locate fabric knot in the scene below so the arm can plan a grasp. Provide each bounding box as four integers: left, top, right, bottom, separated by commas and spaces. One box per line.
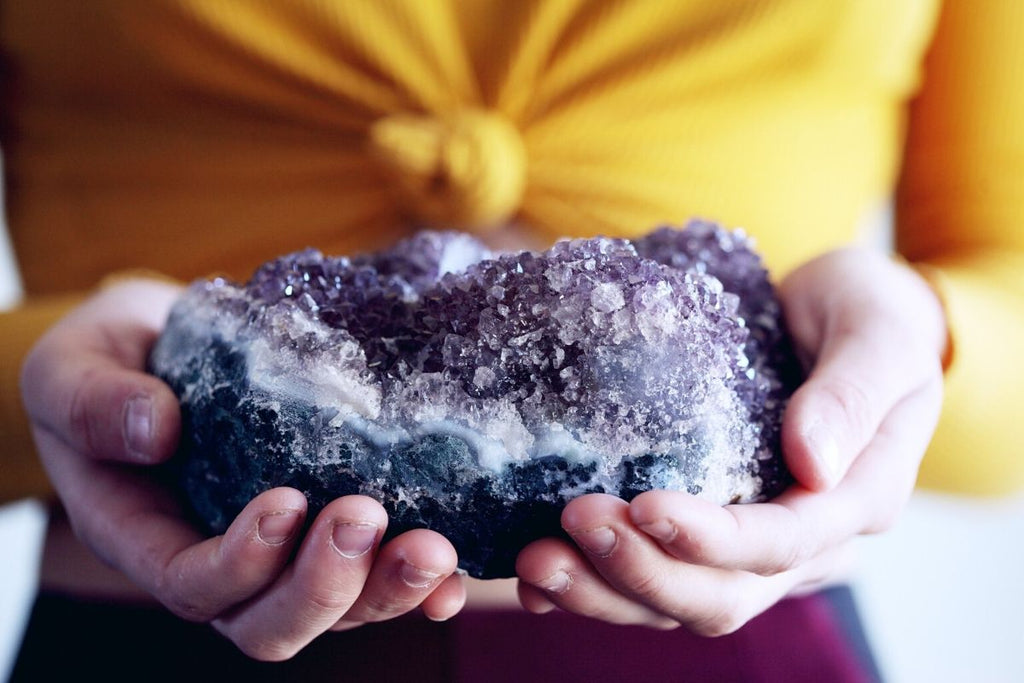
369, 109, 526, 231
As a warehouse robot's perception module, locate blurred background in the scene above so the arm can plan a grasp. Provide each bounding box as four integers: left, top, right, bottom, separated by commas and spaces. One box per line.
2, 171, 1023, 680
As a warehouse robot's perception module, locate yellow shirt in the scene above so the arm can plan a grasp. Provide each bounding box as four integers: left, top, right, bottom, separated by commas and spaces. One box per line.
2, 0, 1023, 500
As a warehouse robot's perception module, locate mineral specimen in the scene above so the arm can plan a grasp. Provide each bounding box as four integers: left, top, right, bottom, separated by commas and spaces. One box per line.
149, 221, 802, 579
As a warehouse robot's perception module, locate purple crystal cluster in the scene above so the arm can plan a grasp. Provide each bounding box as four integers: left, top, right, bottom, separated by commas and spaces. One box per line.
149, 222, 801, 578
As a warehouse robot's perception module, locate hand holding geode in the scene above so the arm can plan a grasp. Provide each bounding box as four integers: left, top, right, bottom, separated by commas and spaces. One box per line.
149, 221, 801, 578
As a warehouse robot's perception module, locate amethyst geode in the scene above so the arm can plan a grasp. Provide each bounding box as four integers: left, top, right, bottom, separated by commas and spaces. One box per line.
149, 221, 801, 578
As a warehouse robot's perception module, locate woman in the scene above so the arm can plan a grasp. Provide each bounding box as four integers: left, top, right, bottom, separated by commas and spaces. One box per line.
3, 1, 1021, 680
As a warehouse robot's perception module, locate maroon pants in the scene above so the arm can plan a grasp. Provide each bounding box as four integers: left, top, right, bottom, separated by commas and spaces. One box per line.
13, 586, 880, 682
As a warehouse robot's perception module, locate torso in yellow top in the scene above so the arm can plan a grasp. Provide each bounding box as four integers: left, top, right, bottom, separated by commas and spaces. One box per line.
0, 0, 939, 293
9, 1, 1024, 501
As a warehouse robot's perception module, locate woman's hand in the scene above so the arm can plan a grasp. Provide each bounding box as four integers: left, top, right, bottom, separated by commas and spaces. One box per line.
20, 279, 466, 660
516, 248, 947, 634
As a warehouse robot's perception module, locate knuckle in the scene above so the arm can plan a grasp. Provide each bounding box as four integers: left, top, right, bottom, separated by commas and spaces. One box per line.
162, 591, 218, 623
689, 606, 746, 638
702, 616, 745, 638
622, 568, 668, 604
355, 591, 412, 621
67, 378, 94, 453
684, 591, 747, 638
819, 377, 874, 438
672, 527, 717, 564
155, 565, 219, 623
864, 498, 904, 535
304, 586, 356, 614
67, 366, 108, 458
762, 543, 806, 576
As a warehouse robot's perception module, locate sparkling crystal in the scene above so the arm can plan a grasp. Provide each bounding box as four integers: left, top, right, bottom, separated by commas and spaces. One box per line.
149, 221, 801, 578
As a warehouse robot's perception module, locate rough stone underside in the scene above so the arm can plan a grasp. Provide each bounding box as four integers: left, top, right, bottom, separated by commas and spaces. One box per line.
150, 221, 802, 578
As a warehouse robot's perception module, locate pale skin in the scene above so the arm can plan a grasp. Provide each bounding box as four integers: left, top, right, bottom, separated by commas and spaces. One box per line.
20, 246, 947, 659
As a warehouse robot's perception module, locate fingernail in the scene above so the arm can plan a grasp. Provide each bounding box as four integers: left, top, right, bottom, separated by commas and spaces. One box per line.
537, 569, 572, 594
123, 395, 153, 461
331, 522, 378, 559
256, 510, 302, 546
400, 561, 441, 589
571, 526, 617, 558
806, 421, 842, 486
638, 519, 677, 543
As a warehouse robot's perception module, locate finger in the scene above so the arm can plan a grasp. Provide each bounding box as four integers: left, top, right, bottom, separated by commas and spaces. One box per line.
517, 581, 559, 615
782, 315, 928, 489
213, 496, 387, 661
155, 487, 308, 620
420, 573, 468, 622
21, 286, 182, 465
332, 528, 459, 627
516, 535, 677, 628
780, 255, 945, 491
556, 495, 841, 635
37, 426, 307, 619
25, 359, 181, 464
630, 488, 839, 577
630, 378, 942, 575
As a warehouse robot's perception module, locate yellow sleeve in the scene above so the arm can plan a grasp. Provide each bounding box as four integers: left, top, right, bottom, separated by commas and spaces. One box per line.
0, 294, 82, 503
897, 0, 1024, 496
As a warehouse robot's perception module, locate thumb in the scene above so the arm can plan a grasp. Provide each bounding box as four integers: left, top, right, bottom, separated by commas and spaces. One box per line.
22, 349, 181, 465
782, 311, 940, 492
20, 281, 182, 464
778, 251, 946, 492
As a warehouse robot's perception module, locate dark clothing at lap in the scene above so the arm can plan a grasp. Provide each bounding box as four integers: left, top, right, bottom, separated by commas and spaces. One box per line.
12, 585, 881, 682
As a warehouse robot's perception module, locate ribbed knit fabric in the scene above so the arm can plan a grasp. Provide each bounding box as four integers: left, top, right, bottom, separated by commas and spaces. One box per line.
1, 0, 1023, 499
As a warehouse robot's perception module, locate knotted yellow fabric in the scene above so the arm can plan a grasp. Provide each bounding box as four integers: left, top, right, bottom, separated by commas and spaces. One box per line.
68, 0, 939, 276
369, 109, 526, 231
